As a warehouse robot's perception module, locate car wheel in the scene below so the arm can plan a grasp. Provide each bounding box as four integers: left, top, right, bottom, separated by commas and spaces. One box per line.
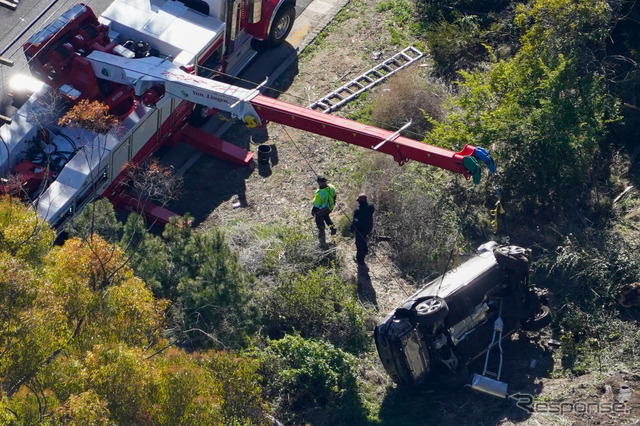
521, 305, 552, 331
414, 296, 449, 325
268, 5, 295, 46
494, 245, 529, 272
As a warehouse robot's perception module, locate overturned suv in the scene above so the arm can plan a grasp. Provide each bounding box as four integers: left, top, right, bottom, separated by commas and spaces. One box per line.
374, 242, 551, 387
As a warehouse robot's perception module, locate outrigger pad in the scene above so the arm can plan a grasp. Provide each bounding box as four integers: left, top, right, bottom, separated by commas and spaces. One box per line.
463, 156, 482, 184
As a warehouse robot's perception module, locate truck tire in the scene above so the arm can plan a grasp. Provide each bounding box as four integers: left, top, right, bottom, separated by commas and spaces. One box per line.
414, 296, 448, 325
521, 305, 552, 331
268, 5, 295, 46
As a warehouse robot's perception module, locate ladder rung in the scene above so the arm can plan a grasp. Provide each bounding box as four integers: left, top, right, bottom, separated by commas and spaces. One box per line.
307, 46, 424, 112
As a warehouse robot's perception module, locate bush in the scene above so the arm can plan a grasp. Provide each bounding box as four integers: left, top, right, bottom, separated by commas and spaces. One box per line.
262, 267, 371, 354
224, 219, 337, 278
537, 230, 640, 374
369, 68, 447, 136
65, 199, 122, 243
254, 335, 365, 424
423, 16, 488, 77
356, 160, 464, 278
122, 214, 256, 349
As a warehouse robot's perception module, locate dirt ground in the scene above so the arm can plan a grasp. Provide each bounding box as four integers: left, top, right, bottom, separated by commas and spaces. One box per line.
168, 0, 640, 423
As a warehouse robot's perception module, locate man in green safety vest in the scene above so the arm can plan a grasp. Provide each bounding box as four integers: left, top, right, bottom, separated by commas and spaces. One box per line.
311, 175, 337, 246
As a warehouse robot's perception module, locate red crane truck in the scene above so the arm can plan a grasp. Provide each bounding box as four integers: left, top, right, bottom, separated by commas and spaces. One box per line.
0, 1, 495, 229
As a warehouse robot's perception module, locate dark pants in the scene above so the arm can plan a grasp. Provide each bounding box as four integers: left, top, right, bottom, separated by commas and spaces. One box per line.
315, 212, 334, 232
355, 233, 369, 263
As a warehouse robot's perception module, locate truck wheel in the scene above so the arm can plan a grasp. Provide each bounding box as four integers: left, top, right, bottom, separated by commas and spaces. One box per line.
268, 5, 295, 46
521, 305, 552, 331
494, 245, 529, 272
414, 296, 448, 325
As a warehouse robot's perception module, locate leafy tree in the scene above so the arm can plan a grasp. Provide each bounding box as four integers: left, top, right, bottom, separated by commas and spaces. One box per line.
427, 0, 620, 213
51, 390, 110, 426
0, 199, 269, 424
0, 196, 55, 265
122, 214, 256, 349
65, 198, 123, 243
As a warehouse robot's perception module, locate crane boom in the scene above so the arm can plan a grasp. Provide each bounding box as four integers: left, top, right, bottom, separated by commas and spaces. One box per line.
86, 51, 495, 180
250, 94, 475, 175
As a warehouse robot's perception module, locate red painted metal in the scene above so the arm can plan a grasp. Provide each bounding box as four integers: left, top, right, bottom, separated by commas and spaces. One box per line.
180, 124, 254, 165
112, 191, 179, 225
250, 94, 475, 178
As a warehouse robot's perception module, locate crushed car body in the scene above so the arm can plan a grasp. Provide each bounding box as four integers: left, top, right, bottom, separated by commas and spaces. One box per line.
374, 241, 551, 389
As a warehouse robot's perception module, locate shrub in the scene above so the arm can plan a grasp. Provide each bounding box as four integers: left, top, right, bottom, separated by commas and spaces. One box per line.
65, 198, 122, 243
369, 68, 447, 136
122, 214, 256, 349
262, 267, 371, 354
254, 335, 365, 424
537, 230, 640, 373
356, 160, 464, 278
423, 16, 488, 77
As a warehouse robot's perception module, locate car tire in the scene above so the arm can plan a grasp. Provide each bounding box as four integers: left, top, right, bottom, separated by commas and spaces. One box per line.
494, 245, 529, 272
521, 305, 552, 331
268, 5, 295, 46
414, 296, 449, 325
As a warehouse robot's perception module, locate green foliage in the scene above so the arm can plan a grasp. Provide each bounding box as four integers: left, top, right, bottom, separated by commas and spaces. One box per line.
427, 0, 620, 213
415, 0, 513, 22
262, 267, 371, 354
423, 15, 487, 76
122, 214, 255, 349
65, 198, 122, 243
376, 0, 413, 26
0, 196, 55, 265
543, 232, 638, 311
0, 195, 273, 425
51, 390, 110, 426
206, 351, 268, 424
149, 348, 226, 425
254, 335, 365, 424
536, 230, 640, 373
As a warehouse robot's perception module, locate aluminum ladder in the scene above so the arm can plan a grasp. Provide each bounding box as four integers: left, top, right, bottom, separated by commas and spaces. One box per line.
307, 46, 424, 113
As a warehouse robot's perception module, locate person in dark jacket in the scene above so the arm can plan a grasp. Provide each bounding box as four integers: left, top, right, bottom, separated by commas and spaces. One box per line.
350, 193, 375, 265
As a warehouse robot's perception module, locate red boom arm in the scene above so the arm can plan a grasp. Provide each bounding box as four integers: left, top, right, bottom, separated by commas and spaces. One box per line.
250, 94, 481, 179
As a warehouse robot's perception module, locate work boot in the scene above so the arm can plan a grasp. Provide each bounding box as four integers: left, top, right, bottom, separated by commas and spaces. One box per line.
330, 226, 337, 235
318, 230, 327, 249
